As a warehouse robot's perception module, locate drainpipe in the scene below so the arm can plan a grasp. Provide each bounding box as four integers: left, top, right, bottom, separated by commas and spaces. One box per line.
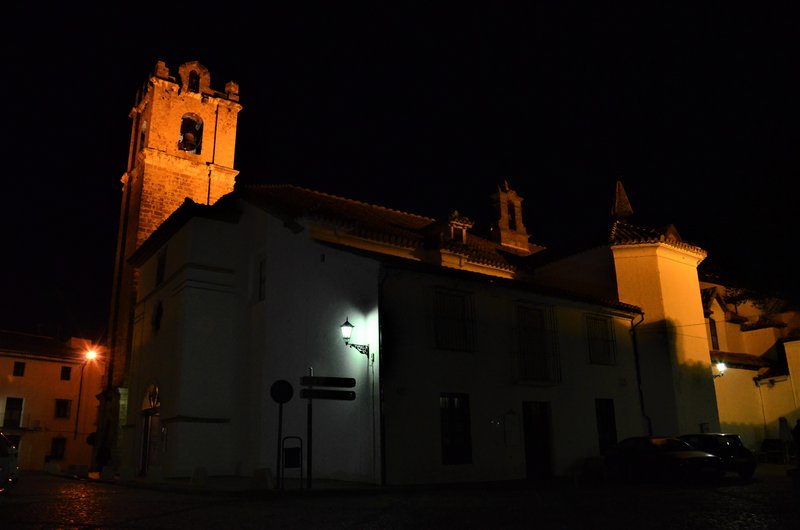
630, 312, 652, 435
377, 267, 389, 486
206, 101, 220, 205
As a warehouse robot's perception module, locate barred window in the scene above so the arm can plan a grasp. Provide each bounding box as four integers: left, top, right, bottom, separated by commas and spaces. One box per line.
586, 315, 615, 365
434, 289, 475, 351
516, 304, 559, 383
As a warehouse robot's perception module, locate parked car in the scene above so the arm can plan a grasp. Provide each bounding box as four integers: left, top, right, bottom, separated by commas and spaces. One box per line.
603, 436, 726, 483
0, 431, 19, 494
679, 433, 757, 478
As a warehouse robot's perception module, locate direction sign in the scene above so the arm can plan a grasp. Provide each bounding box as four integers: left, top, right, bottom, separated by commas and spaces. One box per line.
300, 389, 356, 401
300, 376, 356, 388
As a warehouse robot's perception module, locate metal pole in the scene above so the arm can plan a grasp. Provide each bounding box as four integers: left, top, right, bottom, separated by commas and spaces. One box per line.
307, 366, 313, 490
276, 402, 283, 490
74, 362, 87, 440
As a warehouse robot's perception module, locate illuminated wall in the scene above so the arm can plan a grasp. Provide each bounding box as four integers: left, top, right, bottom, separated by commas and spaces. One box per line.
125, 199, 381, 484
0, 339, 104, 472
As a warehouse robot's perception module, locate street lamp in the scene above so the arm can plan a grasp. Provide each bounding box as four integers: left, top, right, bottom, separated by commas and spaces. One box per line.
74, 349, 98, 440
713, 361, 727, 378
340, 318, 370, 359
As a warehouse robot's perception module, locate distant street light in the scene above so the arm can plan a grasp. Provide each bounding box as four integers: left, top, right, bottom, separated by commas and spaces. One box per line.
74, 349, 98, 440
713, 361, 727, 379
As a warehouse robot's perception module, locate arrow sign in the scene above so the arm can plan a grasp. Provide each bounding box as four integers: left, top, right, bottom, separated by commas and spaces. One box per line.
300, 376, 356, 388
300, 389, 356, 401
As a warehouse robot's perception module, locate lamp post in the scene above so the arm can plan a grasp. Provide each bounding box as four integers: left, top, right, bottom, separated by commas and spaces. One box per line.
74, 349, 97, 440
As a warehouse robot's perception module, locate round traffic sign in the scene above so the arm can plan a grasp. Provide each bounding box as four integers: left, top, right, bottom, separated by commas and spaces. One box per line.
270, 379, 294, 404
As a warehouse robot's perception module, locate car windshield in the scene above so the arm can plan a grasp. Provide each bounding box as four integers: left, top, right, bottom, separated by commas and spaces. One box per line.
719, 436, 744, 448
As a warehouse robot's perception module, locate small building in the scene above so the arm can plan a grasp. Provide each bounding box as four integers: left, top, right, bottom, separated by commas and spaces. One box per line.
0, 330, 105, 474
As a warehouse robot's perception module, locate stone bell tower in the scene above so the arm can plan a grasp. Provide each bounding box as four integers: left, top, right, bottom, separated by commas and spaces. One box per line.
101, 60, 242, 463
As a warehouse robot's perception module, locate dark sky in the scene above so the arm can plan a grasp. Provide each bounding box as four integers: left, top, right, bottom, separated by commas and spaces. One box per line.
2, 5, 798, 341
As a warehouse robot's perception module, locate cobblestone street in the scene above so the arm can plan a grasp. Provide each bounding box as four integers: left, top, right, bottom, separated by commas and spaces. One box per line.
2, 465, 799, 529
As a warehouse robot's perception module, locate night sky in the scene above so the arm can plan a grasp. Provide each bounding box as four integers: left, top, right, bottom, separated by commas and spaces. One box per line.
2, 5, 798, 342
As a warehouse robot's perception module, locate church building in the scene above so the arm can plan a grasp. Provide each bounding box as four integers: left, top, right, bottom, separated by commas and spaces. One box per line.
99, 60, 800, 486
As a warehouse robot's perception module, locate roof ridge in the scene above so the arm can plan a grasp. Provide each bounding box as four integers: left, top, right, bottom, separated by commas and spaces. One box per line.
244, 183, 437, 222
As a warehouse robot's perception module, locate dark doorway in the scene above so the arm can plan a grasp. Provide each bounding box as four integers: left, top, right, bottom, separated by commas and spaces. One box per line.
595, 398, 618, 453
522, 401, 552, 479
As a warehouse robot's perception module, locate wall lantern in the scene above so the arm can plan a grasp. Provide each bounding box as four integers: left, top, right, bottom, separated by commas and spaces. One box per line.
340, 317, 370, 358
713, 362, 727, 378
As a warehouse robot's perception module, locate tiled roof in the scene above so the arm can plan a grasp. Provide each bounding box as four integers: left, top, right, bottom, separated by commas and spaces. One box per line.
711, 350, 773, 370
238, 184, 528, 272
0, 330, 85, 361
609, 220, 706, 256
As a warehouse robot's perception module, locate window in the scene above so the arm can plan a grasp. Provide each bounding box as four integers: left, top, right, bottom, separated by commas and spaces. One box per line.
434, 289, 475, 351
586, 315, 615, 365
709, 318, 719, 350
3, 397, 23, 428
516, 304, 559, 383
13, 361, 25, 376
151, 301, 163, 335
256, 257, 267, 302
595, 398, 618, 453
61, 366, 71, 381
507, 200, 517, 230
55, 399, 72, 419
156, 249, 167, 286
50, 437, 66, 461
440, 393, 472, 464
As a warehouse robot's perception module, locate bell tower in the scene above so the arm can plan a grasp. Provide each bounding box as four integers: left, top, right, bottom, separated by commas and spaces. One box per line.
490, 180, 540, 256
101, 60, 242, 464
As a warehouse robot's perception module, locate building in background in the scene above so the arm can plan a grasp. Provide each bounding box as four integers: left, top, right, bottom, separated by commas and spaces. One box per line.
701, 282, 800, 455
0, 330, 105, 474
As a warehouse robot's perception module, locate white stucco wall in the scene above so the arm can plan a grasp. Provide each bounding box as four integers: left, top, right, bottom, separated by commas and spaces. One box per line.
127, 202, 382, 483
380, 267, 644, 485
611, 243, 719, 436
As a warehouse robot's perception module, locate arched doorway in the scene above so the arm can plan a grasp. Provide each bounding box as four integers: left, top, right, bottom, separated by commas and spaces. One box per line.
139, 384, 161, 476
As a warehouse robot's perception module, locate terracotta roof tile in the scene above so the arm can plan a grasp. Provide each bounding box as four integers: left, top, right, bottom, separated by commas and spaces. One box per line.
0, 330, 85, 361
239, 184, 528, 272
610, 219, 706, 256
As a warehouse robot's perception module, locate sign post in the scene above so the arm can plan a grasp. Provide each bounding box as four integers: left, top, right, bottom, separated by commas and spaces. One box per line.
269, 379, 294, 490
300, 373, 356, 490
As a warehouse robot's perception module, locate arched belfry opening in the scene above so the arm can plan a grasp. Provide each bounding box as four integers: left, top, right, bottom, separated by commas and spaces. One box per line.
177, 61, 212, 94
188, 71, 200, 93
179, 113, 203, 153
